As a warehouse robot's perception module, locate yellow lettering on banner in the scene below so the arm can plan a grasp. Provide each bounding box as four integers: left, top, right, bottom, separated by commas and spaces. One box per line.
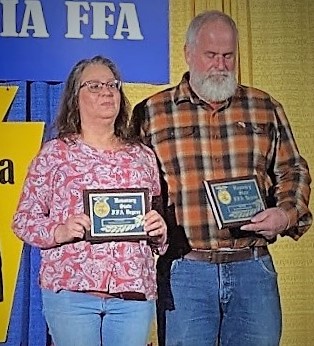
0, 86, 44, 342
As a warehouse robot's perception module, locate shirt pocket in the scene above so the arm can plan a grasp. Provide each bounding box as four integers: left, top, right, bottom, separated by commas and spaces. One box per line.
235, 122, 269, 136
234, 121, 276, 168
152, 126, 196, 145
151, 126, 197, 176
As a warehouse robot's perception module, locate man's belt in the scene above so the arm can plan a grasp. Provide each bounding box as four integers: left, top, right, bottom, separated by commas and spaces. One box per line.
183, 246, 269, 264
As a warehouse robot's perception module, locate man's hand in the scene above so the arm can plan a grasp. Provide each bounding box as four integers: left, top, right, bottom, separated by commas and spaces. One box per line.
240, 207, 289, 240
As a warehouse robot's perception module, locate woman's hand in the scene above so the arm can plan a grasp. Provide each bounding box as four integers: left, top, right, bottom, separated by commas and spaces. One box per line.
54, 213, 91, 245
144, 210, 167, 246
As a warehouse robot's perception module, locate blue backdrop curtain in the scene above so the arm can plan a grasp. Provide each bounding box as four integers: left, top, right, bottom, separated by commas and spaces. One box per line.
1, 81, 64, 346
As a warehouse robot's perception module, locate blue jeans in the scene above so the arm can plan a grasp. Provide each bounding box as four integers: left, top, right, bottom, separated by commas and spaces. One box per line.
165, 254, 282, 346
42, 289, 155, 346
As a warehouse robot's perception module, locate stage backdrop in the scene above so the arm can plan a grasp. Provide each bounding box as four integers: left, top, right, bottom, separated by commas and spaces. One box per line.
0, 0, 169, 84
1, 1, 313, 345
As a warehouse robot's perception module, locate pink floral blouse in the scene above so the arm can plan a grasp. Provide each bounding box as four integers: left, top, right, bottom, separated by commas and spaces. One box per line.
12, 138, 161, 300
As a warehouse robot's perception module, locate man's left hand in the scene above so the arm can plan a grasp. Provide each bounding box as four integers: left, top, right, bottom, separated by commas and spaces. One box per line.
240, 207, 289, 240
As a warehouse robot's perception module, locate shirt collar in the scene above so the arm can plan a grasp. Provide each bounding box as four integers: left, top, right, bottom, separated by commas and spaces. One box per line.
174, 72, 198, 105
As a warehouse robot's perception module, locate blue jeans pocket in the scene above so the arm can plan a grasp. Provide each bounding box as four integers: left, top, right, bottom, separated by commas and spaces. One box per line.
169, 258, 181, 275
257, 255, 277, 277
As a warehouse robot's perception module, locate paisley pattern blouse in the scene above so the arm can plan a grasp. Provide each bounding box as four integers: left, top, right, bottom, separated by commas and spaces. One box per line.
12, 138, 161, 300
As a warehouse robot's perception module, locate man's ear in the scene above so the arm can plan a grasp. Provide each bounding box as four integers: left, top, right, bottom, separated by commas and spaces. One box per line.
184, 44, 190, 65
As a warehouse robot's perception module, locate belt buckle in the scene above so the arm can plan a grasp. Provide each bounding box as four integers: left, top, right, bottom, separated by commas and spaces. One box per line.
206, 252, 213, 262
207, 251, 223, 263
210, 251, 231, 263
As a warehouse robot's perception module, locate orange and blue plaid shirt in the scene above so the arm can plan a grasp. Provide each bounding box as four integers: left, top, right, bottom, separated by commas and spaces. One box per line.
134, 72, 312, 250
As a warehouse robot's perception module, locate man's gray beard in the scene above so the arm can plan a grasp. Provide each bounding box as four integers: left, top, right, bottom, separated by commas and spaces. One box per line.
190, 71, 238, 102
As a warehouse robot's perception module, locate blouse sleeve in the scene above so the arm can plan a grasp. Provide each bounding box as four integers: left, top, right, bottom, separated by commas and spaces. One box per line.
11, 140, 64, 249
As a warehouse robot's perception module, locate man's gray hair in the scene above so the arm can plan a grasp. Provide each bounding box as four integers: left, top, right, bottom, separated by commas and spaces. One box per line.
185, 10, 238, 47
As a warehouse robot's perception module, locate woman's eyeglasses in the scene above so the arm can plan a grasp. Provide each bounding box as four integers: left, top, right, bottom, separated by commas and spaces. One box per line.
80, 80, 122, 93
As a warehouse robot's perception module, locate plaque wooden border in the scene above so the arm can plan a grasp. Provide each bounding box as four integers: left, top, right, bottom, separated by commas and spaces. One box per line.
83, 188, 149, 242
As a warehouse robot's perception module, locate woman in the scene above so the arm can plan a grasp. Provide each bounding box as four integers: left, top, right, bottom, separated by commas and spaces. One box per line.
12, 56, 167, 346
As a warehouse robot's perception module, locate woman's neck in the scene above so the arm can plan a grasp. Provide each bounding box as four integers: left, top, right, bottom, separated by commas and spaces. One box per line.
80, 128, 120, 151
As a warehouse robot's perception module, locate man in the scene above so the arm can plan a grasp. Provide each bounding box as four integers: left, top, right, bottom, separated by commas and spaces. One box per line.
131, 10, 312, 346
